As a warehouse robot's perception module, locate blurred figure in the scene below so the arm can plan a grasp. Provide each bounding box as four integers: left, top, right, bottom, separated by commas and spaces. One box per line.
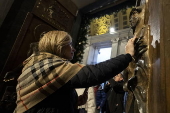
104, 73, 125, 113
76, 87, 97, 113
96, 84, 107, 113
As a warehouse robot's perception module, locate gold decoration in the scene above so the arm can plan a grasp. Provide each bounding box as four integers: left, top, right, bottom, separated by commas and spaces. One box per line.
89, 8, 132, 36
91, 14, 111, 35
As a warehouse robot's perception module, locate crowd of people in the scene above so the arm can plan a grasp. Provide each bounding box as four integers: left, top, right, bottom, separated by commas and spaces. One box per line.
76, 72, 127, 113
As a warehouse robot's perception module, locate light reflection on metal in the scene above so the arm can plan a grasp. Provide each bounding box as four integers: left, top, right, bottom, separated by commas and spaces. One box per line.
123, 4, 150, 113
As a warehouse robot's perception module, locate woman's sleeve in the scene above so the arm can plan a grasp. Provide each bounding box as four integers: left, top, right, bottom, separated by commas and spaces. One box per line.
70, 54, 132, 88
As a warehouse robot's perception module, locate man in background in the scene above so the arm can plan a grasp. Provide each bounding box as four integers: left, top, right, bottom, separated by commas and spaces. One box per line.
104, 73, 125, 113
96, 83, 107, 113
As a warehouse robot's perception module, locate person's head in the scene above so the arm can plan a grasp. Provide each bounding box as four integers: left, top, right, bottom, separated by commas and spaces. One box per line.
38, 30, 76, 60
129, 7, 142, 34
113, 73, 123, 82
27, 42, 39, 57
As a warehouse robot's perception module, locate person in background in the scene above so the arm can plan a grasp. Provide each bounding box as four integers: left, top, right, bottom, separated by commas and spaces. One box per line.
104, 73, 125, 113
96, 84, 107, 113
76, 87, 97, 113
13, 30, 136, 113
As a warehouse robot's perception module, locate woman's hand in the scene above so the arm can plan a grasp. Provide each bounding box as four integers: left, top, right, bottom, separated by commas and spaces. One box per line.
125, 36, 137, 57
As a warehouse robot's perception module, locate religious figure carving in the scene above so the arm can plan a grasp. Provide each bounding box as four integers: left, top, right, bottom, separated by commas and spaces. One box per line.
123, 4, 150, 113
33, 0, 75, 31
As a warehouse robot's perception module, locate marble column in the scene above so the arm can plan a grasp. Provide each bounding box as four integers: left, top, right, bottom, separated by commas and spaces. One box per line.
111, 38, 119, 58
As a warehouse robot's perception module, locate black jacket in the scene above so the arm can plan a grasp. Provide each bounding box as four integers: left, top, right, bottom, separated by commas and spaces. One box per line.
104, 79, 125, 113
25, 54, 131, 113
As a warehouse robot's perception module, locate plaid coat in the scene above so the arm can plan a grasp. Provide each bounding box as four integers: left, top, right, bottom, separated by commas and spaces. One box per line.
14, 53, 132, 113
14, 52, 84, 113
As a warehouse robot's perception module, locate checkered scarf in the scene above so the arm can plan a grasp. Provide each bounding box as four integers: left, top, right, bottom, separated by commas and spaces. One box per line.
14, 52, 84, 113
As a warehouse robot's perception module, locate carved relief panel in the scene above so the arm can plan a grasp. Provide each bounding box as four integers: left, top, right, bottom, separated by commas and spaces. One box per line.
32, 0, 75, 32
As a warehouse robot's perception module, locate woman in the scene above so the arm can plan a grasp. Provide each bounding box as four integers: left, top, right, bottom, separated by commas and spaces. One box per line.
14, 31, 136, 113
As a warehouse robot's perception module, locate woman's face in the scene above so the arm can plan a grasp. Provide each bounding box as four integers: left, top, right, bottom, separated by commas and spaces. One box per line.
61, 42, 76, 60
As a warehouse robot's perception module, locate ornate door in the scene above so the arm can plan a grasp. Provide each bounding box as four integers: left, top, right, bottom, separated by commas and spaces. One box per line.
0, 0, 77, 112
